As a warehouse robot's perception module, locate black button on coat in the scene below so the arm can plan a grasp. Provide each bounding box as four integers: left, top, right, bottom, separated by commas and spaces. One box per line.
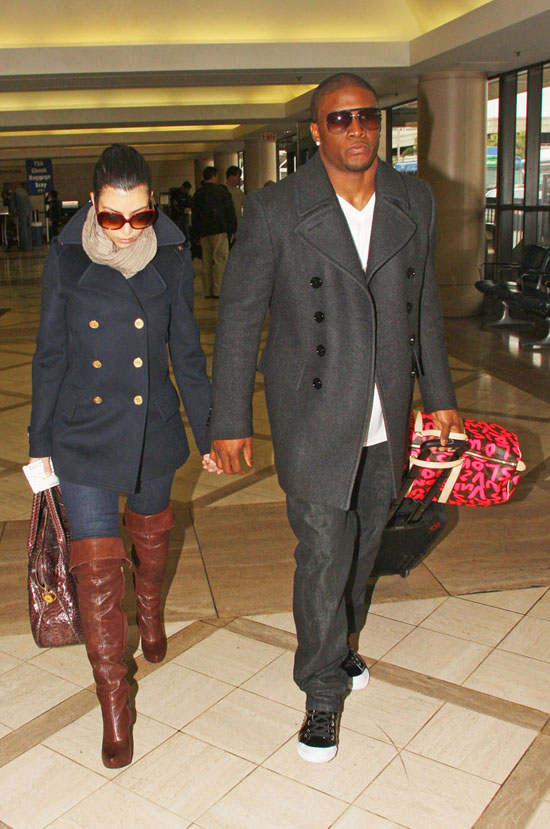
29, 207, 211, 492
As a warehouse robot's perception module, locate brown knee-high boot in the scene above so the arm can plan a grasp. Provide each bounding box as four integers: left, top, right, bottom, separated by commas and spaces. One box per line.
124, 504, 174, 663
70, 537, 133, 769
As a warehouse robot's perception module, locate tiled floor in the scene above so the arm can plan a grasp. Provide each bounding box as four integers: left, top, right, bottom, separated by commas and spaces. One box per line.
1, 247, 550, 827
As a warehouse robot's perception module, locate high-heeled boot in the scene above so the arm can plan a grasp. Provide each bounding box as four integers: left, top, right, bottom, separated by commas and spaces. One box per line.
70, 537, 133, 769
124, 504, 174, 663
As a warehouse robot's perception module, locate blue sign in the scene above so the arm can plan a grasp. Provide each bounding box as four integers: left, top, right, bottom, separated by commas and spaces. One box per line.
25, 158, 53, 195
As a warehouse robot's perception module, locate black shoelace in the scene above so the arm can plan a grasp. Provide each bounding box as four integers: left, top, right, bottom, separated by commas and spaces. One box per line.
303, 710, 337, 739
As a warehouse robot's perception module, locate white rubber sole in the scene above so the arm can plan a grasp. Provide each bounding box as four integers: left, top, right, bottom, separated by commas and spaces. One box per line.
348, 666, 370, 691
297, 741, 338, 763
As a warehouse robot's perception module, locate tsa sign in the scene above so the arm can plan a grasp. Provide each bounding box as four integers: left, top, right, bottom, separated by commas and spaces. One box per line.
25, 158, 53, 195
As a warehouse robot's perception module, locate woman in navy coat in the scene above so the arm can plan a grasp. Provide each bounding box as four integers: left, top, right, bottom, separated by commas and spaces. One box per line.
29, 144, 215, 768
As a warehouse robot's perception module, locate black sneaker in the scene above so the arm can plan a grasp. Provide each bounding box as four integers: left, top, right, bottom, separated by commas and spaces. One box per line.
342, 649, 370, 691
297, 710, 339, 763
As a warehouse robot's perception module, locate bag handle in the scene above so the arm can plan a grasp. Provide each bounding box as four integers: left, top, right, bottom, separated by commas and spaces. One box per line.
28, 486, 68, 604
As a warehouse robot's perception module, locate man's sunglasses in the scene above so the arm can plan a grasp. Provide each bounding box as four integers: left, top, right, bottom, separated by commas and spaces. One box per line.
96, 204, 156, 231
325, 108, 382, 134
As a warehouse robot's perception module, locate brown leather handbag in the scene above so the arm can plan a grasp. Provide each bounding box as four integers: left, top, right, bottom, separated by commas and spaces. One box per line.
27, 485, 83, 647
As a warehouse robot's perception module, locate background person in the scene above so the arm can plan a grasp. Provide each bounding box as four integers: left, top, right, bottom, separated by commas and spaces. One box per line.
209, 74, 460, 763
191, 166, 237, 298
28, 143, 218, 769
225, 165, 246, 230
9, 181, 32, 250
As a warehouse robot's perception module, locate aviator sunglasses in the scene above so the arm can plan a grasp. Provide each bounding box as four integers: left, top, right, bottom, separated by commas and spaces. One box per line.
96, 203, 157, 231
325, 107, 382, 134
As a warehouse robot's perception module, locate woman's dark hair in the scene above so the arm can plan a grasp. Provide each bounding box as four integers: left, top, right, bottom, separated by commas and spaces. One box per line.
93, 143, 151, 201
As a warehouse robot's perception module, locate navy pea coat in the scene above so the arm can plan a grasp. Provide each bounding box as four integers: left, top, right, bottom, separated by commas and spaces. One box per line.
209, 153, 457, 510
29, 206, 211, 492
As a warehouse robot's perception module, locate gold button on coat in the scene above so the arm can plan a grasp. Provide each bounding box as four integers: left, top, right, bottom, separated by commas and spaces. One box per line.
134, 318, 145, 329
92, 360, 102, 368
89, 320, 99, 329
133, 395, 143, 405
93, 396, 103, 404
133, 357, 143, 368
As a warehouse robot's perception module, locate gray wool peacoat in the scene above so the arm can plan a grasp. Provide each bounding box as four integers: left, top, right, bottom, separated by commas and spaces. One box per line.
29, 206, 211, 492
209, 153, 457, 510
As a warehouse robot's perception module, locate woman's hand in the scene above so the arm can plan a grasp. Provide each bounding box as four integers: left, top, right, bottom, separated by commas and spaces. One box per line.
29, 457, 53, 476
202, 453, 223, 474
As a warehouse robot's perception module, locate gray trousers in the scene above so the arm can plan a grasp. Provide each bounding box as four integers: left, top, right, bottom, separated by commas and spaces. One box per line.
286, 441, 393, 711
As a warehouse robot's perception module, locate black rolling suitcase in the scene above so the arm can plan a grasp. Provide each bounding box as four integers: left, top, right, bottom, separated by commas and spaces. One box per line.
372, 438, 468, 578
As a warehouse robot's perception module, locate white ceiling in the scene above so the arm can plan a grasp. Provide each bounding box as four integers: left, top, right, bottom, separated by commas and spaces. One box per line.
0, 0, 548, 163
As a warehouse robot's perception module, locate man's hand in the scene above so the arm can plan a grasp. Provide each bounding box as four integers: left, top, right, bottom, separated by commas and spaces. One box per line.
210, 438, 253, 475
430, 409, 463, 446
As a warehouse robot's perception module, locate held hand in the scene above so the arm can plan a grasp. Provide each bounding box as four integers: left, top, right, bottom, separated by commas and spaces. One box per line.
202, 453, 223, 474
430, 409, 463, 446
210, 438, 253, 475
29, 457, 53, 476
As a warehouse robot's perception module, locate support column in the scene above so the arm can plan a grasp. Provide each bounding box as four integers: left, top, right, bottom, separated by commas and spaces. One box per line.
214, 151, 239, 182
193, 157, 213, 190
418, 69, 487, 317
244, 138, 277, 193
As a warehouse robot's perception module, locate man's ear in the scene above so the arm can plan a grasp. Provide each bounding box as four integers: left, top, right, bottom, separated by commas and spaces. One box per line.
89, 192, 95, 206
310, 122, 320, 145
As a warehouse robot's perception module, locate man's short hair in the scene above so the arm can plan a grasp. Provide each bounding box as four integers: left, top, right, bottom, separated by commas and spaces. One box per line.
182, 180, 191, 188
310, 73, 378, 122
203, 166, 217, 181
226, 165, 241, 179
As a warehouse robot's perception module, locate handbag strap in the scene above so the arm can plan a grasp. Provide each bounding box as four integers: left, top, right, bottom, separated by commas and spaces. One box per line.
28, 486, 68, 602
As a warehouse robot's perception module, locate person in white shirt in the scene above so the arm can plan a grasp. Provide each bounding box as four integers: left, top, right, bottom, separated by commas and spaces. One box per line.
209, 74, 460, 763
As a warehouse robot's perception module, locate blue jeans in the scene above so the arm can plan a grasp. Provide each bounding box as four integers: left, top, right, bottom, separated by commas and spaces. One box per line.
286, 442, 393, 711
58, 474, 174, 540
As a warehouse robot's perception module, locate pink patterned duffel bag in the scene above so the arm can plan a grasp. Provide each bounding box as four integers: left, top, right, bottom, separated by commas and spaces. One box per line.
407, 411, 526, 506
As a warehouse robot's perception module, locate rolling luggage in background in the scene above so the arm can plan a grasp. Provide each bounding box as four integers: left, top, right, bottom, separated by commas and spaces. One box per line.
373, 438, 469, 578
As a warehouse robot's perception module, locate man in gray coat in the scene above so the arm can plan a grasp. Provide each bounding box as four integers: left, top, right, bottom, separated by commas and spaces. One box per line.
209, 74, 460, 763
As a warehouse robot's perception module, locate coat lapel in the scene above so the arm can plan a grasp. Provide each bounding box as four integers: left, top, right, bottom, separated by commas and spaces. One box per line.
365, 162, 417, 284
294, 154, 366, 290
294, 154, 418, 287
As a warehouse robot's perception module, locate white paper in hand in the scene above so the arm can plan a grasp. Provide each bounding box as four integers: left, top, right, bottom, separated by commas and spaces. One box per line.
22, 460, 60, 493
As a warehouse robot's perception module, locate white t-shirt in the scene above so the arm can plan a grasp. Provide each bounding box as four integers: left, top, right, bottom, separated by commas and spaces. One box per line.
337, 193, 387, 446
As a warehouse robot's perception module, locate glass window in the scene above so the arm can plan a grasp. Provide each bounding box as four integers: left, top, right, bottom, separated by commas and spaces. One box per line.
514, 70, 527, 205
391, 101, 418, 175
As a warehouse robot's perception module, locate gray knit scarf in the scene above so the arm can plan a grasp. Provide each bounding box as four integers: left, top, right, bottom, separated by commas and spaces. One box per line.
81, 205, 157, 279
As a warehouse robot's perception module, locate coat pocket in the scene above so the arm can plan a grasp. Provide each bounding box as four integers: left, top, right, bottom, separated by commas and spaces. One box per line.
153, 384, 181, 421
56, 386, 80, 419
258, 343, 306, 391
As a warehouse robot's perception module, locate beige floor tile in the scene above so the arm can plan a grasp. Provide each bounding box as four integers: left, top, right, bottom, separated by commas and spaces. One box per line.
498, 615, 550, 662
342, 676, 443, 748
407, 702, 537, 783
264, 727, 396, 802
383, 627, 491, 684
44, 708, 175, 778
369, 596, 448, 626
527, 801, 550, 828
332, 806, 403, 827
50, 782, 190, 828
241, 651, 303, 710
173, 628, 283, 685
528, 591, 550, 620
0, 632, 44, 661
0, 744, 104, 828
135, 663, 233, 729
461, 587, 548, 614
419, 596, 522, 646
464, 649, 550, 710
245, 611, 296, 633
183, 687, 302, 764
197, 766, 347, 829
357, 751, 498, 829
357, 614, 414, 660
0, 662, 80, 728
29, 642, 94, 687
116, 732, 253, 821
0, 652, 21, 676
0, 722, 11, 737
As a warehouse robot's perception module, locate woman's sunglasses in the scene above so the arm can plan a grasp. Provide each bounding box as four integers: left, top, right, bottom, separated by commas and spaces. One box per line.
325, 108, 382, 134
96, 204, 156, 231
